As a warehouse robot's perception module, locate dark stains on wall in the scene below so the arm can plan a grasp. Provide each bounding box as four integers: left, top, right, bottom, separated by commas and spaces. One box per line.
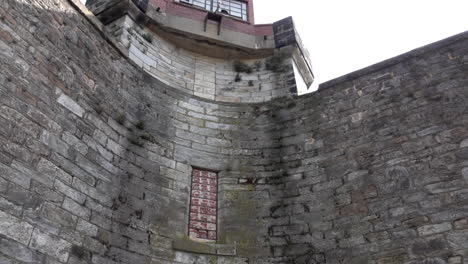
0, 0, 467, 263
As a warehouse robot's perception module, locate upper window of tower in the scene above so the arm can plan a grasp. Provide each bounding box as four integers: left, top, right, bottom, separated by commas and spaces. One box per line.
178, 0, 248, 21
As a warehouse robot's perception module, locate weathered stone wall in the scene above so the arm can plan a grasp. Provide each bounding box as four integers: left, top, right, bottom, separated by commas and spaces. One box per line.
107, 15, 296, 103
0, 0, 468, 263
251, 34, 468, 263
0, 0, 265, 262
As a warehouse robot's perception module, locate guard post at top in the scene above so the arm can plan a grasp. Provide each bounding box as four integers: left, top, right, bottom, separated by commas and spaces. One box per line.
85, 0, 314, 101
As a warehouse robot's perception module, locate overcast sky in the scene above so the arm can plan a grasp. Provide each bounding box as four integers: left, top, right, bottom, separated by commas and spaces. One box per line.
253, 0, 468, 92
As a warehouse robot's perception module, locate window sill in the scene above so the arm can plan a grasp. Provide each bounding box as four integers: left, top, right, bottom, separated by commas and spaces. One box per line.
172, 237, 237, 256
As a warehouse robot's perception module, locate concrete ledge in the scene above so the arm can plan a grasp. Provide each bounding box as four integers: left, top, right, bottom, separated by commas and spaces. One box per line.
319, 30, 468, 91
173, 238, 236, 256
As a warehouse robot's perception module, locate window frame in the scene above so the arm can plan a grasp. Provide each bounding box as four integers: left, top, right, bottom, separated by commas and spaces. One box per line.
177, 0, 249, 22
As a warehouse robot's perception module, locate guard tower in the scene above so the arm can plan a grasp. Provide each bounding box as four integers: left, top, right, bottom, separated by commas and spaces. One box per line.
86, 0, 314, 102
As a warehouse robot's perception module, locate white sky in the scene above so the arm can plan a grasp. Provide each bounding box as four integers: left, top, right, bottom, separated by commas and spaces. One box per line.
253, 0, 468, 92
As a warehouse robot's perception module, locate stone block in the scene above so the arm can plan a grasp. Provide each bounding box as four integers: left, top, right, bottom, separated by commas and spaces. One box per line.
40, 130, 70, 158
37, 158, 73, 185
351, 185, 378, 201
62, 131, 88, 155
105, 246, 149, 264
456, 147, 468, 160
425, 180, 465, 194
338, 236, 366, 248
63, 198, 91, 219
376, 254, 409, 264
454, 218, 468, 230
447, 230, 468, 250
52, 153, 96, 186
41, 202, 77, 228
77, 219, 99, 237
25, 138, 51, 157
188, 111, 218, 122
57, 93, 85, 117
54, 179, 86, 204
403, 216, 430, 228
205, 122, 237, 131
313, 179, 343, 192
0, 195, 22, 217
87, 115, 118, 142
410, 237, 447, 256
13, 162, 53, 195
178, 101, 205, 114
271, 224, 308, 236
106, 139, 125, 157
462, 167, 468, 182
0, 106, 41, 138
430, 209, 468, 223
29, 229, 71, 262
1, 141, 33, 164
91, 212, 112, 230
460, 138, 468, 148
418, 222, 452, 236
0, 211, 34, 244
175, 129, 206, 144
92, 129, 108, 146
448, 256, 462, 264
0, 177, 7, 193
0, 237, 44, 263
30, 181, 63, 204
75, 153, 111, 182
0, 163, 31, 189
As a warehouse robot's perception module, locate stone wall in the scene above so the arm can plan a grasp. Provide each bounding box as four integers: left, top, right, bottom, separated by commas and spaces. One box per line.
106, 15, 296, 103
0, 0, 468, 263
252, 33, 468, 263
0, 0, 264, 262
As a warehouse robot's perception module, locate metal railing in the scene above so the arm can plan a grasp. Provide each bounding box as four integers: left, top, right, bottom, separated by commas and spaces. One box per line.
179, 0, 248, 21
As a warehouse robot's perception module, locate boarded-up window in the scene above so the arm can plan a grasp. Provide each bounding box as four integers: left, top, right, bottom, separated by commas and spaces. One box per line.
189, 169, 217, 241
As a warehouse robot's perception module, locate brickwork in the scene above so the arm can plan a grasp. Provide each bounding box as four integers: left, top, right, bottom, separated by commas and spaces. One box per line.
0, 0, 467, 263
189, 169, 218, 241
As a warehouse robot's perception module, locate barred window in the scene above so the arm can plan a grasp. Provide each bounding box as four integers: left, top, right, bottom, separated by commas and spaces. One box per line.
179, 0, 248, 21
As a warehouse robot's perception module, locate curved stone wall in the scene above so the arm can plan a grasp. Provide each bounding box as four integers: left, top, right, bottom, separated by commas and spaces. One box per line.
0, 0, 468, 263
107, 15, 296, 103
0, 0, 274, 262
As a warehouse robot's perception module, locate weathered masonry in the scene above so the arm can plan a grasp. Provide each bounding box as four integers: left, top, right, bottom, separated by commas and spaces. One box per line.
85, 0, 314, 102
0, 0, 468, 263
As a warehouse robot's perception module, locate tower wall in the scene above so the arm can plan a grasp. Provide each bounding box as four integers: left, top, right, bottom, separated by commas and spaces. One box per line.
0, 0, 468, 264
106, 15, 296, 103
